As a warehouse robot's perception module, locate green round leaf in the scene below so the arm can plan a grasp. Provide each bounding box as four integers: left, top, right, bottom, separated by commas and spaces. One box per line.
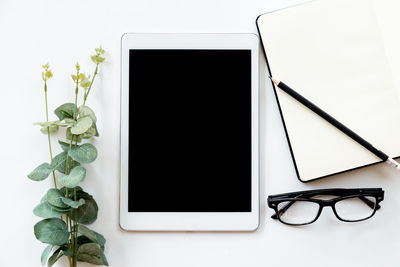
34, 218, 69, 245
40, 124, 59, 134
58, 140, 78, 152
46, 189, 69, 208
64, 118, 76, 123
48, 248, 63, 266
61, 197, 85, 208
77, 225, 106, 246
71, 116, 93, 135
63, 187, 98, 224
76, 189, 91, 199
49, 124, 59, 133
77, 243, 108, 266
60, 186, 88, 198
55, 120, 75, 127
28, 163, 52, 181
53, 151, 80, 174
59, 166, 86, 188
52, 152, 67, 171
58, 140, 70, 152
61, 247, 73, 256
69, 143, 98, 164
54, 103, 78, 120
40, 194, 48, 203
33, 202, 71, 218
82, 127, 97, 139
77, 236, 92, 246
41, 245, 54, 266
66, 127, 83, 143
75, 197, 98, 224
79, 106, 97, 123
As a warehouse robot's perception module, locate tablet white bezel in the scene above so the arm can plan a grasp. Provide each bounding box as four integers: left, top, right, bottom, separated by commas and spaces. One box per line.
120, 33, 259, 231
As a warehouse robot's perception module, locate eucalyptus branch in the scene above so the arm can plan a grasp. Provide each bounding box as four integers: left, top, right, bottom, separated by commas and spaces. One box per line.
40, 64, 58, 189
83, 64, 98, 105
69, 63, 80, 266
83, 46, 104, 105
66, 63, 80, 175
74, 137, 79, 266
29, 47, 108, 267
44, 80, 58, 189
66, 213, 72, 265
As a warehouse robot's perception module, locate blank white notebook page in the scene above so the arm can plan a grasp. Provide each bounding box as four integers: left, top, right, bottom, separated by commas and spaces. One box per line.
257, 0, 400, 181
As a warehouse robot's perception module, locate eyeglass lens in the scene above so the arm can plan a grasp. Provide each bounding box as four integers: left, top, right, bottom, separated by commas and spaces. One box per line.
276, 196, 377, 224
334, 196, 376, 221
277, 200, 319, 224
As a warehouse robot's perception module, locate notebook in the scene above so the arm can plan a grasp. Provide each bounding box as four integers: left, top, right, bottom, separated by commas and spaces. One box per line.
257, 0, 400, 182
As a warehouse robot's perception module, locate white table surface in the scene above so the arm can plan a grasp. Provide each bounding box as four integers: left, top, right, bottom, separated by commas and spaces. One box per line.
1, 0, 400, 266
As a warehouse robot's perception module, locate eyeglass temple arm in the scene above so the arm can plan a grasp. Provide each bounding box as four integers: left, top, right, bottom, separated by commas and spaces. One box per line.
271, 202, 294, 219
271, 195, 380, 219
359, 196, 381, 210
271, 194, 306, 219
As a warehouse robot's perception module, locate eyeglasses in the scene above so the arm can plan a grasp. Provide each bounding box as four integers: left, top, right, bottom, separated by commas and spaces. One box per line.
267, 188, 384, 225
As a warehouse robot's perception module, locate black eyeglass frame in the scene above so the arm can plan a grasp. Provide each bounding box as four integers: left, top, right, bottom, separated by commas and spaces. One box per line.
267, 188, 384, 226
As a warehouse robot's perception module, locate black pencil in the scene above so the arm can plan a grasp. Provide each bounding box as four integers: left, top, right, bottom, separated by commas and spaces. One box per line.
269, 76, 400, 170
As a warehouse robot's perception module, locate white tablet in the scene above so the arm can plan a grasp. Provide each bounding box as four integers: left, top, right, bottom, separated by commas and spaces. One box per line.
120, 33, 259, 231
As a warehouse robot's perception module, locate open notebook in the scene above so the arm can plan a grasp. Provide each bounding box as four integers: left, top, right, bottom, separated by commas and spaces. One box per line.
257, 0, 400, 182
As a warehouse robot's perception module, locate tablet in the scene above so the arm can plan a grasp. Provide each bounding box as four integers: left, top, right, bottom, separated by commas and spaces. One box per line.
120, 33, 259, 231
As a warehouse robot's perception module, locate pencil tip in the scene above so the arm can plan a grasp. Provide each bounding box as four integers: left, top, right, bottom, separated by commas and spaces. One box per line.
270, 76, 280, 85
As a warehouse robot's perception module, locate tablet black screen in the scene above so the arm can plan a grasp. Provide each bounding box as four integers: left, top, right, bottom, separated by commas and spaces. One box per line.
128, 49, 252, 212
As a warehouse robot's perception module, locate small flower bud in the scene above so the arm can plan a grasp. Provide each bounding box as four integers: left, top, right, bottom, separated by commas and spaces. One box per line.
42, 63, 53, 81
95, 46, 105, 55
80, 78, 91, 89
45, 70, 53, 79
91, 55, 105, 64
78, 73, 86, 81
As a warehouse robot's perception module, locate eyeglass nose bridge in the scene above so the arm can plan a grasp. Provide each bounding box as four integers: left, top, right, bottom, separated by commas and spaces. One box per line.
316, 200, 342, 221
318, 199, 336, 207
313, 200, 335, 216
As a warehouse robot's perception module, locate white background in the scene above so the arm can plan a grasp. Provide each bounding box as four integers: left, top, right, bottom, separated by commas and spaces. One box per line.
1, 0, 400, 266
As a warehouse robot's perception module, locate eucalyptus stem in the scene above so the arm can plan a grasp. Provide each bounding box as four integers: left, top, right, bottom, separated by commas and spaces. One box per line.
74, 138, 79, 260
83, 64, 98, 105
73, 187, 78, 266
69, 215, 74, 265
66, 134, 75, 266
65, 137, 74, 174
65, 185, 71, 265
66, 213, 72, 265
67, 252, 72, 266
69, 66, 80, 267
44, 82, 57, 188
66, 66, 79, 175
75, 79, 79, 106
